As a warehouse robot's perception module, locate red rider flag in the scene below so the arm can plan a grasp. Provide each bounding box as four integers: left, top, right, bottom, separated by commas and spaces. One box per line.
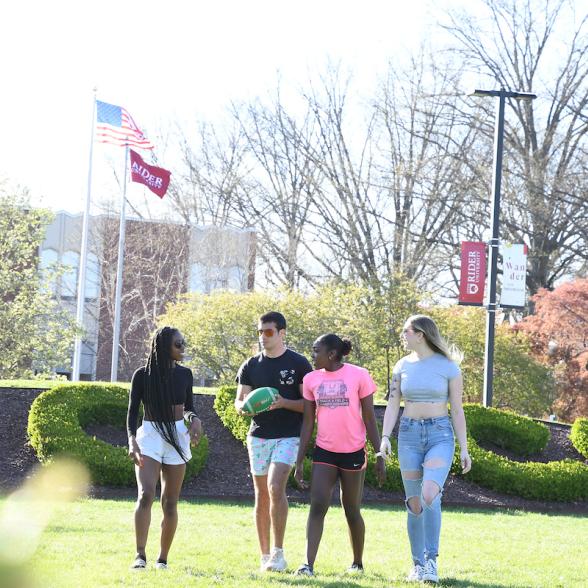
459, 241, 487, 305
129, 149, 171, 198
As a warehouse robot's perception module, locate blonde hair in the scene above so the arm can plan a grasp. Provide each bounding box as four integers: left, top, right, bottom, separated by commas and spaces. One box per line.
406, 314, 463, 364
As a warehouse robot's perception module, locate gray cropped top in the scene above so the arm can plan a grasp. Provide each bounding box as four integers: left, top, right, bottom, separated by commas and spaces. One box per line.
392, 353, 461, 403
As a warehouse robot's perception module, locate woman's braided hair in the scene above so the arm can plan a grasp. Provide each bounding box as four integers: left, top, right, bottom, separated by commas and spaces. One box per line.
143, 326, 188, 462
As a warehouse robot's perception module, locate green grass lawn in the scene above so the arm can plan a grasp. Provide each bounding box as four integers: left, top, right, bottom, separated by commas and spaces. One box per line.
0, 379, 58, 389
5, 498, 586, 587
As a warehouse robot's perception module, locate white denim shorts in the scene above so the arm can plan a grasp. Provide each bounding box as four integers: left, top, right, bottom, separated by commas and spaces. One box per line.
136, 420, 191, 465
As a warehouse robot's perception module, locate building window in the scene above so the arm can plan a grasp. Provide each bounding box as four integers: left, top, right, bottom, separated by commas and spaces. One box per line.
190, 263, 245, 293
39, 248, 59, 295
85, 253, 100, 300
189, 262, 207, 293
61, 250, 79, 298
227, 265, 244, 291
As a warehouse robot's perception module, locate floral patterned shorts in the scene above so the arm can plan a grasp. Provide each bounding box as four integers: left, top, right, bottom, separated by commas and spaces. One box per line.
246, 436, 299, 476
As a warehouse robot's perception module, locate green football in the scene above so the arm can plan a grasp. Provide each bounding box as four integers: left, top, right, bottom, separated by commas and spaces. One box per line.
243, 386, 279, 415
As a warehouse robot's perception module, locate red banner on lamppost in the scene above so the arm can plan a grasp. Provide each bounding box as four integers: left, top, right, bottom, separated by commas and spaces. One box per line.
459, 241, 487, 305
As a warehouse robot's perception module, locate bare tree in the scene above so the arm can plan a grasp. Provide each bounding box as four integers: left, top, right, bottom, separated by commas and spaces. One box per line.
300, 68, 388, 285
167, 122, 248, 227
231, 89, 319, 289
444, 0, 588, 295
372, 52, 484, 294
296, 61, 482, 295
93, 211, 190, 380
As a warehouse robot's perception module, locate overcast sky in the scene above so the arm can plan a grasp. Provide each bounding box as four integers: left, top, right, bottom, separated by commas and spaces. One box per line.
1, 0, 471, 215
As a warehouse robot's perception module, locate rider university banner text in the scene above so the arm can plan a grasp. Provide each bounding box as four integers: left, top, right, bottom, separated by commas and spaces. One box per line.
459, 241, 487, 305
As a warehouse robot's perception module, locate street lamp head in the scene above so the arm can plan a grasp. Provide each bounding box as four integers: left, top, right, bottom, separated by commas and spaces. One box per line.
467, 88, 537, 100
468, 88, 500, 98
511, 91, 537, 101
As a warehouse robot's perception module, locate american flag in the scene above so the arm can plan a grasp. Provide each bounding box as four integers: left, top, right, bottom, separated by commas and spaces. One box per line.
95, 100, 154, 150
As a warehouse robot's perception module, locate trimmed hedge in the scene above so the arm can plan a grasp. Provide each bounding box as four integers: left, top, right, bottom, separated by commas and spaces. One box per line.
463, 403, 549, 456
214, 389, 587, 501
459, 435, 588, 501
452, 404, 588, 501
570, 417, 588, 459
365, 435, 404, 492
27, 383, 208, 486
213, 385, 251, 444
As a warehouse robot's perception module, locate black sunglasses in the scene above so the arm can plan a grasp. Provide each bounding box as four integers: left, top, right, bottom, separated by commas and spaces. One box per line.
173, 339, 186, 349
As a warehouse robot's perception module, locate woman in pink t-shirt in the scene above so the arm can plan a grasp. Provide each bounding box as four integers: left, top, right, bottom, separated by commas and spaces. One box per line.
293, 334, 385, 577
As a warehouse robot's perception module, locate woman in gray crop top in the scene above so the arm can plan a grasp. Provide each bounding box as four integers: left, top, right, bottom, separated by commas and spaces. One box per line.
380, 315, 471, 585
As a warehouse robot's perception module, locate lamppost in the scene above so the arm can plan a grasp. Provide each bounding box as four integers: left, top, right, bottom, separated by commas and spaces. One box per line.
469, 88, 537, 407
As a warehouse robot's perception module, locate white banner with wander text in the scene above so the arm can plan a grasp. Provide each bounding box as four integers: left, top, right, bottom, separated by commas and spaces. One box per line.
501, 243, 528, 308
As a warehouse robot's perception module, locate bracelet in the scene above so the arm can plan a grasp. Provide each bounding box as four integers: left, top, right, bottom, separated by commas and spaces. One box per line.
382, 434, 390, 438
375, 451, 384, 458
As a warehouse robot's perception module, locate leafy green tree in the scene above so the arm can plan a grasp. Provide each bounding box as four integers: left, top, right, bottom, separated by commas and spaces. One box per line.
429, 306, 555, 417
161, 282, 554, 415
160, 290, 275, 383
0, 187, 78, 378
160, 277, 421, 393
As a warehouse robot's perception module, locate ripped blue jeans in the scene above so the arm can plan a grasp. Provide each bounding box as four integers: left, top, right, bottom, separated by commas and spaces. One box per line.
398, 416, 455, 565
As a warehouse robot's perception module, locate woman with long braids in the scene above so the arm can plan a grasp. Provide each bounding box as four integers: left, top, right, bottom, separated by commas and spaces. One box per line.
126, 326, 202, 570
380, 315, 471, 584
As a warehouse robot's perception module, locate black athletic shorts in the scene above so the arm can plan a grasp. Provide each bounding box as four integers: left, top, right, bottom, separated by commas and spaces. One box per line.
312, 445, 367, 471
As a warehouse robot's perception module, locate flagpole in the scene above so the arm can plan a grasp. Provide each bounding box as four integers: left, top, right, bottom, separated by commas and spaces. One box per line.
110, 145, 129, 382
72, 89, 97, 381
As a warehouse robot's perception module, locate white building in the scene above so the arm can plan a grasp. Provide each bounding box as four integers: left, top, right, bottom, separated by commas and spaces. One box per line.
40, 211, 255, 380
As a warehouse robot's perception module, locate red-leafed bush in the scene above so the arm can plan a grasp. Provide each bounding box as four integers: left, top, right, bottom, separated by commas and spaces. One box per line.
516, 278, 588, 421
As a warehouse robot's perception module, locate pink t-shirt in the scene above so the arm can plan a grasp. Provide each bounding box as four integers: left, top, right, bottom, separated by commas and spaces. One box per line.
303, 363, 377, 453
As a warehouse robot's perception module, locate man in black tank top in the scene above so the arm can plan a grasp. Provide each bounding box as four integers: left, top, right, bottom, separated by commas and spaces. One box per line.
235, 312, 312, 573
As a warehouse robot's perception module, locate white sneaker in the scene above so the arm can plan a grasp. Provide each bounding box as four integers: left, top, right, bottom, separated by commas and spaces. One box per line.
130, 556, 146, 570
265, 547, 287, 572
423, 559, 438, 583
260, 553, 270, 571
407, 563, 424, 582
346, 563, 364, 575
294, 563, 314, 576
154, 561, 168, 570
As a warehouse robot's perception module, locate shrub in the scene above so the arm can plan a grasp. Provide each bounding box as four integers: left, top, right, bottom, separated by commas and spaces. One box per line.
160, 279, 420, 395
28, 383, 208, 486
451, 404, 588, 501
463, 404, 549, 456
213, 385, 251, 444
570, 417, 588, 459
214, 387, 586, 501
460, 437, 588, 501
365, 436, 404, 492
